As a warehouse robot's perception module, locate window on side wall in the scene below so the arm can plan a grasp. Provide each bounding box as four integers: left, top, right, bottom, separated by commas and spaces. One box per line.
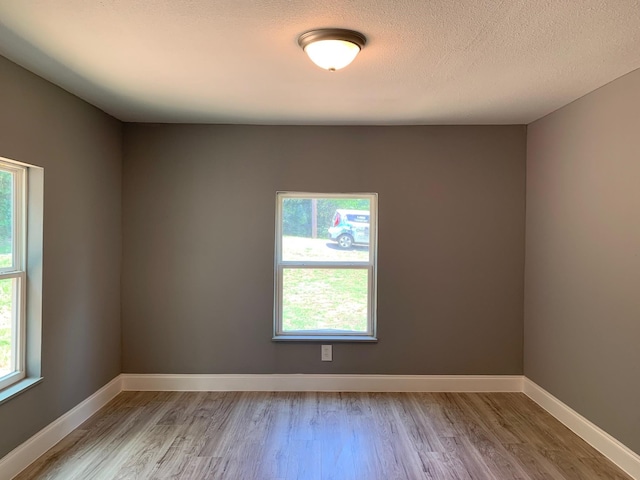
274, 192, 378, 341
0, 160, 26, 391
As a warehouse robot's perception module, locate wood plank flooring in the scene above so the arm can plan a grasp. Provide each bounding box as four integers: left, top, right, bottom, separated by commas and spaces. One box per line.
15, 391, 632, 480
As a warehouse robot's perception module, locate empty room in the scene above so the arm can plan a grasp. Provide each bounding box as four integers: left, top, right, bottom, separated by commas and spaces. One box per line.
0, 1, 638, 479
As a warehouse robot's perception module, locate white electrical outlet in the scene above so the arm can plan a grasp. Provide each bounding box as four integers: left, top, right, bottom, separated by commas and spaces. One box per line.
321, 344, 332, 361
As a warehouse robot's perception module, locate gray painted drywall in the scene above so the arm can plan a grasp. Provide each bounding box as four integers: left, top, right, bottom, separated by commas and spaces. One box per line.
0, 55, 122, 458
122, 124, 526, 375
525, 68, 640, 454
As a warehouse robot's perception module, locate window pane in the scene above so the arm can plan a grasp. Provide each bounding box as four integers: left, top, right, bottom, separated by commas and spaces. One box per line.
0, 277, 16, 378
0, 170, 14, 269
282, 197, 370, 262
282, 268, 368, 333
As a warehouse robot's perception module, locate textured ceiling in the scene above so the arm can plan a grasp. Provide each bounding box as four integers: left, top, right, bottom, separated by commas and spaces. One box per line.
0, 0, 639, 124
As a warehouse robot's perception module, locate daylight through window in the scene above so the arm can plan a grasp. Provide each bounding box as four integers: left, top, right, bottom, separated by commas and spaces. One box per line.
274, 192, 377, 341
0, 160, 26, 391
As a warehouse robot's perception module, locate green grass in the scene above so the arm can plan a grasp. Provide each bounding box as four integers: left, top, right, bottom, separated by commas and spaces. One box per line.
283, 269, 368, 332
281, 236, 369, 332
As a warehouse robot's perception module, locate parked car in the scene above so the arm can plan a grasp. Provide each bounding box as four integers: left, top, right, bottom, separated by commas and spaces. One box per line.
328, 209, 370, 248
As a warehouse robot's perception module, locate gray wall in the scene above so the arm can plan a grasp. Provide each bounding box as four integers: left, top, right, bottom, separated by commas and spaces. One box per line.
525, 68, 640, 454
0, 55, 122, 458
122, 124, 526, 375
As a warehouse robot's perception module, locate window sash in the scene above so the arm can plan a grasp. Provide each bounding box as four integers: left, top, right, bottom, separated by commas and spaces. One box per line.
0, 161, 25, 275
275, 264, 374, 337
0, 270, 26, 390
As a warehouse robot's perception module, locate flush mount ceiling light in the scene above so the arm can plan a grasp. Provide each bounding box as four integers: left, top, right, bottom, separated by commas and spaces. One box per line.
298, 29, 367, 72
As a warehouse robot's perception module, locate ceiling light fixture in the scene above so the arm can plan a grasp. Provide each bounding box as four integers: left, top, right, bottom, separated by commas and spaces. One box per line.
298, 29, 366, 72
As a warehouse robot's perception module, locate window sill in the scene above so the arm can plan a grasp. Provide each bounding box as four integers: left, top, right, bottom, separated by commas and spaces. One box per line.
0, 377, 43, 406
273, 335, 378, 342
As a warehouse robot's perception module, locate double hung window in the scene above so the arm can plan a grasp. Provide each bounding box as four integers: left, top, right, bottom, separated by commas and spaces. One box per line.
0, 160, 26, 391
274, 192, 377, 341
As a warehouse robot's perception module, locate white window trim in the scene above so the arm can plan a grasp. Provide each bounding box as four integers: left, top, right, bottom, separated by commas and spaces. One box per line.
0, 160, 27, 391
273, 192, 378, 342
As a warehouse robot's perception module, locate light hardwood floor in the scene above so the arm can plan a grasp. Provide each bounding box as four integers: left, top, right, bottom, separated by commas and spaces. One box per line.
15, 391, 631, 479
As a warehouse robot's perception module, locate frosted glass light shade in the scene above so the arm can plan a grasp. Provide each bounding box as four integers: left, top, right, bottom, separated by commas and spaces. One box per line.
304, 39, 361, 71
298, 29, 366, 72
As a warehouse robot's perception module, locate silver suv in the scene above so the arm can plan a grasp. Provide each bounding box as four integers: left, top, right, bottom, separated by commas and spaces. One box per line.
328, 209, 370, 248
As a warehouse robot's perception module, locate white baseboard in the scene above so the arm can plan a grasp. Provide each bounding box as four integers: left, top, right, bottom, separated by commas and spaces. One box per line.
120, 373, 524, 393
524, 378, 640, 479
0, 375, 122, 480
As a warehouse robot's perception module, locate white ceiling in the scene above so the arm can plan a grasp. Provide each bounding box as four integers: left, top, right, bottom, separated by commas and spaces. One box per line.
0, 0, 639, 125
